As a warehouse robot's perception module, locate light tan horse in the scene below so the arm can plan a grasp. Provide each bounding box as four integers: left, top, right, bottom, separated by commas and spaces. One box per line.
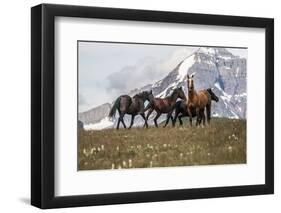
186, 73, 210, 126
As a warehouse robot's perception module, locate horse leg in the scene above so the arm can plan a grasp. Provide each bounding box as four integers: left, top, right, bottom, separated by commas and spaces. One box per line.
178, 114, 183, 126
206, 104, 211, 125
197, 109, 203, 126
201, 109, 206, 127
143, 108, 153, 128
129, 114, 135, 129
120, 112, 126, 129
154, 112, 161, 128
163, 113, 171, 128
117, 116, 125, 129
172, 111, 179, 127
117, 118, 120, 130
140, 113, 148, 128
116, 110, 121, 129
146, 108, 153, 120
195, 108, 200, 126
187, 108, 193, 127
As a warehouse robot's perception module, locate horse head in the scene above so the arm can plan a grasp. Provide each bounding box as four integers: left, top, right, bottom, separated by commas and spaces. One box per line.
172, 87, 186, 101
187, 73, 195, 91
138, 90, 154, 102
207, 88, 219, 102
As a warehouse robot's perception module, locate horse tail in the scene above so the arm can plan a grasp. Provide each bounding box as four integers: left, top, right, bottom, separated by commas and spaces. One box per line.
109, 97, 121, 118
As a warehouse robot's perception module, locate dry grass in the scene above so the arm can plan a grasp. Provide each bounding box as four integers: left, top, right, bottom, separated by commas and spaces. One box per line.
78, 118, 246, 170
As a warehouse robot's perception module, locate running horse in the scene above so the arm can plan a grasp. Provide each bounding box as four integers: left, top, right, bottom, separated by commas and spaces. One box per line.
186, 73, 210, 126
109, 90, 154, 129
144, 87, 186, 127
171, 88, 219, 126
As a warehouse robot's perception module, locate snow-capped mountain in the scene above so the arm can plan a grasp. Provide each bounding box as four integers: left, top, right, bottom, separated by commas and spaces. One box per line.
79, 47, 247, 130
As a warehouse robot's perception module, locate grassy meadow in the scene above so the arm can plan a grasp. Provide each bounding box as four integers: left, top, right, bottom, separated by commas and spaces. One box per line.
78, 118, 246, 170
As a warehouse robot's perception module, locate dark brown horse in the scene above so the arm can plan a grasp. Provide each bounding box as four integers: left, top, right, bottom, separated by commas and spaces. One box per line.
186, 73, 210, 126
144, 87, 186, 127
171, 88, 219, 126
109, 90, 154, 129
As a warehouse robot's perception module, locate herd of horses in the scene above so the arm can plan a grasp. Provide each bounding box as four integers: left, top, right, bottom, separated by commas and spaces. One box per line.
109, 73, 219, 129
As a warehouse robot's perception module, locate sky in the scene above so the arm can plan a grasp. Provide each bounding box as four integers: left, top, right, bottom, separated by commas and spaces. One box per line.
78, 41, 247, 112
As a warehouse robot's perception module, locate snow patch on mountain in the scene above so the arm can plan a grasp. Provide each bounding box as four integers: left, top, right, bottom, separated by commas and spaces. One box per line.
234, 93, 247, 98
214, 82, 232, 101
177, 54, 196, 81
198, 47, 216, 55
157, 82, 177, 98
84, 117, 114, 130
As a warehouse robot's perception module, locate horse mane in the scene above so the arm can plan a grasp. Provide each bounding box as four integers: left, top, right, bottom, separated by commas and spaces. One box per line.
170, 88, 177, 96
133, 91, 146, 100
167, 88, 180, 100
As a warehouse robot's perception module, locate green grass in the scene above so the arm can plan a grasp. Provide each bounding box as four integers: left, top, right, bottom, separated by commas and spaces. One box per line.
78, 118, 246, 170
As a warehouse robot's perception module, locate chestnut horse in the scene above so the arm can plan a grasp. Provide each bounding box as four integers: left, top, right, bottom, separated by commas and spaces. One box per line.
171, 88, 219, 126
144, 87, 186, 127
109, 90, 154, 129
186, 73, 210, 126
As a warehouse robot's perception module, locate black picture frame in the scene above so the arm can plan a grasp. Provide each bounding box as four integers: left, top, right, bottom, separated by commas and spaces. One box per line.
31, 3, 274, 209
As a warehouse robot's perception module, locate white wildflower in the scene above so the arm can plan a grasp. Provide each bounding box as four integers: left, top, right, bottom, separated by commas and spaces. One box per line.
128, 159, 132, 167
122, 161, 127, 168
83, 148, 90, 157
90, 148, 94, 154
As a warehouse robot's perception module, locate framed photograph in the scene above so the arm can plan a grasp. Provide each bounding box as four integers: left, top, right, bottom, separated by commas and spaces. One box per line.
31, 4, 274, 209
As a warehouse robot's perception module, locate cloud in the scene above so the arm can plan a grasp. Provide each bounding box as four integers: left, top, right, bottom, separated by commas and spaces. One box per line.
106, 47, 197, 95
106, 57, 160, 94
79, 93, 90, 112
